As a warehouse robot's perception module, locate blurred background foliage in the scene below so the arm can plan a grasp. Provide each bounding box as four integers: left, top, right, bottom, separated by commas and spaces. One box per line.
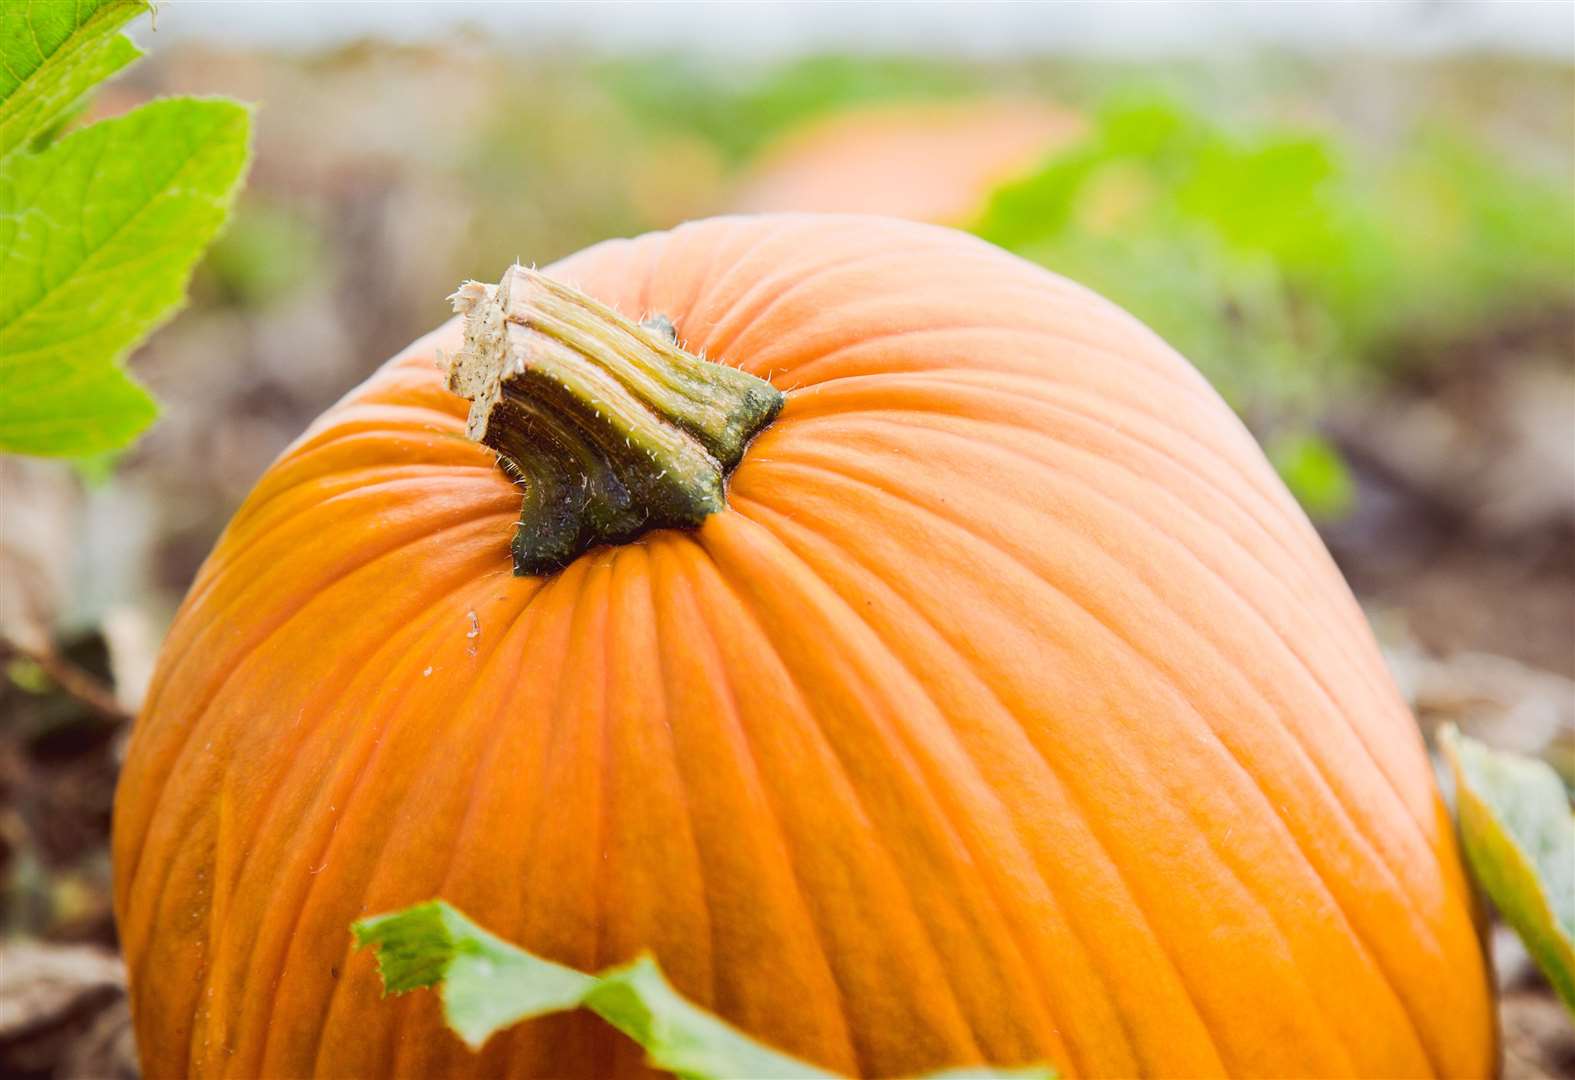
976, 93, 1575, 515
1, 22, 1572, 1076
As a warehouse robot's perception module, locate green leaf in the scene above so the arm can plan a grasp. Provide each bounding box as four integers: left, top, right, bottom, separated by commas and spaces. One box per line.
0, 0, 146, 165
353, 901, 834, 1078
353, 900, 1055, 1080
1440, 724, 1575, 1011
352, 901, 595, 1046
582, 955, 836, 1080
0, 96, 251, 455
2, 362, 157, 456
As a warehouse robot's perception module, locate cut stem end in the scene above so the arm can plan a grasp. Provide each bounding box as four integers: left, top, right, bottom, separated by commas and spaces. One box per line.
447, 265, 782, 576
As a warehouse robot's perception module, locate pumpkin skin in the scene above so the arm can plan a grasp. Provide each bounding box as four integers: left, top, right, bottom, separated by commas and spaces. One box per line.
113, 214, 1495, 1079
730, 100, 1083, 225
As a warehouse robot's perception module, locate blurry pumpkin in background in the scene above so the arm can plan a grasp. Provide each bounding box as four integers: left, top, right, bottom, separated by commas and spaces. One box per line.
114, 213, 1495, 1078
730, 99, 1083, 225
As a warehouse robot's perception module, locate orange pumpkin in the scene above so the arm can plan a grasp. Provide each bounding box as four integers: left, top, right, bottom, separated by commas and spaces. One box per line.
113, 214, 1495, 1078
730, 100, 1083, 225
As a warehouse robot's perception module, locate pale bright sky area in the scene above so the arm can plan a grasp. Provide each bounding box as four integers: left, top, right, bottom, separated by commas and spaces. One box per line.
140, 1, 1574, 59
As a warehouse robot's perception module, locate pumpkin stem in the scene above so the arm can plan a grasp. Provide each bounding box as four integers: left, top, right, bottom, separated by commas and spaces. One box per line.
447, 265, 782, 576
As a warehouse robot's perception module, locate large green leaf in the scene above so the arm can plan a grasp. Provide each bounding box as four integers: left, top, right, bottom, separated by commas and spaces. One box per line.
0, 0, 146, 166
353, 900, 1056, 1080
0, 96, 250, 455
7, 362, 158, 457
1440, 724, 1575, 1011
